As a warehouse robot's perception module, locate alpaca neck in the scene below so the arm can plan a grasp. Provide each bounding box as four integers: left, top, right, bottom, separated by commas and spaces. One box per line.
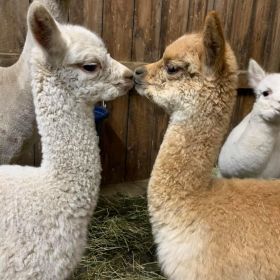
32, 68, 100, 183
150, 112, 229, 197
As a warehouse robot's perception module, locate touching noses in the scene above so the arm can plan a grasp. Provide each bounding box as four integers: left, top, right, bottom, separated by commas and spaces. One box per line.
134, 66, 147, 79
123, 69, 134, 81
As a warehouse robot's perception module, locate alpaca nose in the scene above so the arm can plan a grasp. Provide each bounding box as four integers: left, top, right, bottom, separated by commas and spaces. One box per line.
134, 66, 147, 78
123, 70, 134, 80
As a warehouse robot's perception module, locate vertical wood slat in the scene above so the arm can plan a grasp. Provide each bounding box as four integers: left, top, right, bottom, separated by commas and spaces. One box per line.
68, 0, 104, 36
160, 0, 189, 55
230, 89, 255, 131
264, 0, 280, 72
100, 0, 134, 184
186, 0, 209, 32
227, 0, 256, 69
125, 0, 162, 181
249, 0, 274, 65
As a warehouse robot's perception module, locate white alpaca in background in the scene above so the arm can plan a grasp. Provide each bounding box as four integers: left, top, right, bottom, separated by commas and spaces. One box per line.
219, 59, 280, 178
0, 2, 133, 279
0, 0, 70, 164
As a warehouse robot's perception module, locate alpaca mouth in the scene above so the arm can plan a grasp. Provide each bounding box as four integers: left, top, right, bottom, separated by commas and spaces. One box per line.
134, 78, 157, 87
123, 80, 134, 91
134, 78, 146, 86
115, 80, 134, 91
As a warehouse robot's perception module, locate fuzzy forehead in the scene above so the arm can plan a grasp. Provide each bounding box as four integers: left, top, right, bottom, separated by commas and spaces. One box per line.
163, 34, 203, 62
61, 24, 107, 63
258, 74, 280, 90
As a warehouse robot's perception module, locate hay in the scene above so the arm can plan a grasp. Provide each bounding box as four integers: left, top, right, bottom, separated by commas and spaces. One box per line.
72, 195, 166, 280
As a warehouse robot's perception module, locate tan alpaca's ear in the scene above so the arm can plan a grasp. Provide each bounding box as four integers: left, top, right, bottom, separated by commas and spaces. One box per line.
202, 11, 225, 75
28, 1, 66, 65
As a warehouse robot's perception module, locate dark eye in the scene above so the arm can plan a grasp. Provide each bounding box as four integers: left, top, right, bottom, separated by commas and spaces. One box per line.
166, 65, 179, 75
262, 90, 271, 97
82, 63, 98, 72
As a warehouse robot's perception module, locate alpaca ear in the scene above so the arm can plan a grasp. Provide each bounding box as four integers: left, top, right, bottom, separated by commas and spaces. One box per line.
248, 59, 266, 88
28, 1, 67, 65
202, 11, 225, 75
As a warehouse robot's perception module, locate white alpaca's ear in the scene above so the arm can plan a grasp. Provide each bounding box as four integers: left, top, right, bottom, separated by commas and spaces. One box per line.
28, 1, 66, 65
202, 11, 225, 75
248, 59, 266, 88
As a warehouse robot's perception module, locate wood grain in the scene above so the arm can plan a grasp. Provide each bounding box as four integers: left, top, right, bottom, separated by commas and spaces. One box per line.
69, 0, 104, 36
264, 0, 280, 71
160, 0, 189, 54
125, 0, 162, 181
100, 0, 134, 183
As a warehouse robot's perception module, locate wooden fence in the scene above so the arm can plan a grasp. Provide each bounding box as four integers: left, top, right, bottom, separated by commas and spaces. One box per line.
0, 0, 279, 184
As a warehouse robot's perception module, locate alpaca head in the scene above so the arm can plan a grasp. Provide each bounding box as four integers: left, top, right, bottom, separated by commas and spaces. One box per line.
134, 12, 237, 122
248, 59, 280, 123
28, 1, 133, 104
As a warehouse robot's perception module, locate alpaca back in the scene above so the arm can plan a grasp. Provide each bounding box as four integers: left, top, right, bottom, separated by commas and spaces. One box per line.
0, 0, 70, 164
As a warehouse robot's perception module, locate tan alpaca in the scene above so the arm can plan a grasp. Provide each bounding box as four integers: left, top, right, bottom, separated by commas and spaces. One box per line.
134, 12, 280, 280
0, 0, 69, 164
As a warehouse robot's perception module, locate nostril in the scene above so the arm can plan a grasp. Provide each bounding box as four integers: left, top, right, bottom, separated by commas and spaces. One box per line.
124, 70, 134, 80
134, 66, 146, 76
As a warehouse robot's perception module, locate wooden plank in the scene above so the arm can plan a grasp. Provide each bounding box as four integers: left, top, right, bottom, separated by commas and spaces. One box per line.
102, 0, 134, 60
68, 0, 85, 25
125, 0, 162, 181
131, 0, 162, 63
230, 89, 255, 129
238, 71, 249, 89
0, 0, 29, 53
186, 0, 209, 33
213, 0, 235, 38
160, 0, 189, 53
263, 0, 280, 72
100, 0, 134, 184
248, 0, 273, 65
227, 0, 256, 70
68, 0, 104, 36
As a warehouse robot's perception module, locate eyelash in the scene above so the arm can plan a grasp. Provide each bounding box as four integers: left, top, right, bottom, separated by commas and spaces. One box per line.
261, 90, 272, 97
166, 65, 179, 74
80, 63, 100, 73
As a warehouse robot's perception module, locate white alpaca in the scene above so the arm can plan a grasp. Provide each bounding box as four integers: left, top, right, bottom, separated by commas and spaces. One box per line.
0, 2, 133, 279
0, 0, 70, 164
219, 59, 280, 178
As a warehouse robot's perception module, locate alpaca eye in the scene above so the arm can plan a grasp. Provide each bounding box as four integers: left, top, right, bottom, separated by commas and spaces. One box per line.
166, 65, 179, 75
262, 90, 271, 97
82, 63, 98, 72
